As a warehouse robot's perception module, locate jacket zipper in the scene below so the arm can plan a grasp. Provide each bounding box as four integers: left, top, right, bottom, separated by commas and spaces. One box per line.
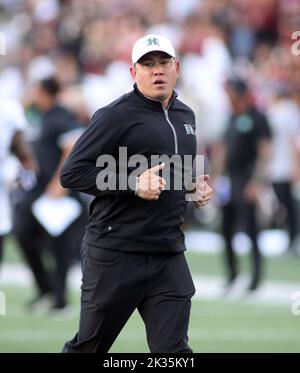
161, 103, 178, 154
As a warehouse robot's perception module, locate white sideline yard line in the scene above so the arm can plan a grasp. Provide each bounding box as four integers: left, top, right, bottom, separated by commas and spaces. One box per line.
1, 328, 300, 343
193, 275, 300, 306
0, 263, 300, 307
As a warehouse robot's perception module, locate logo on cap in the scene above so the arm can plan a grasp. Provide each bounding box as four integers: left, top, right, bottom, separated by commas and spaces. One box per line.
146, 37, 160, 47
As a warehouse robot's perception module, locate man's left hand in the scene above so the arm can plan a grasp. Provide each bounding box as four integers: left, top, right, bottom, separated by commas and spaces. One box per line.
45, 182, 68, 199
244, 180, 260, 202
193, 174, 213, 209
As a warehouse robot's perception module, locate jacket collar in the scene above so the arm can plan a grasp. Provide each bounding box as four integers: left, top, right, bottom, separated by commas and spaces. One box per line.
133, 84, 177, 111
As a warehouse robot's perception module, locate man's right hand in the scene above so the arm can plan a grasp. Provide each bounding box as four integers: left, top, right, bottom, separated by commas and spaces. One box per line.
136, 163, 166, 200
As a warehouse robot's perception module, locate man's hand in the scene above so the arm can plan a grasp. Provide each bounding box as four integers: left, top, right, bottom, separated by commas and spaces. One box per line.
11, 131, 39, 173
136, 163, 166, 200
193, 174, 213, 209
244, 180, 260, 202
45, 181, 68, 199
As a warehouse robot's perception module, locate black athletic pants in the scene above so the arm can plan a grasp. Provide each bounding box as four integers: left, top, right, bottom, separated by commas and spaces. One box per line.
222, 174, 262, 288
62, 243, 195, 353
13, 194, 86, 306
273, 182, 298, 246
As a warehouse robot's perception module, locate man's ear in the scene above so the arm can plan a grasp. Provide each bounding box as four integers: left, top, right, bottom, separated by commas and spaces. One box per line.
175, 60, 180, 77
130, 66, 137, 81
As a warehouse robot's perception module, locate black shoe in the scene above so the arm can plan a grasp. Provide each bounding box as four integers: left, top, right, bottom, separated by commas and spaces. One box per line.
48, 301, 73, 317
26, 292, 54, 313
247, 278, 260, 292
225, 271, 239, 288
222, 272, 239, 296
51, 300, 67, 310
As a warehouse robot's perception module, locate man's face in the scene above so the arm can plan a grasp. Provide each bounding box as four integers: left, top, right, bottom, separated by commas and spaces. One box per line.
225, 84, 249, 113
130, 51, 179, 106
225, 86, 239, 107
32, 84, 48, 111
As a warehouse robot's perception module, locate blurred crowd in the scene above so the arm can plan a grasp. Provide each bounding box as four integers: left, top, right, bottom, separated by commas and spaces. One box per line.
1, 0, 300, 309
1, 0, 300, 120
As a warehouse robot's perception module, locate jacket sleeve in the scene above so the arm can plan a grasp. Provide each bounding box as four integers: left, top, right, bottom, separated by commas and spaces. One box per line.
60, 107, 136, 196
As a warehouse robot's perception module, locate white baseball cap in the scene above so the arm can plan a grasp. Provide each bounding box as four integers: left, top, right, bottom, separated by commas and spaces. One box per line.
132, 34, 176, 65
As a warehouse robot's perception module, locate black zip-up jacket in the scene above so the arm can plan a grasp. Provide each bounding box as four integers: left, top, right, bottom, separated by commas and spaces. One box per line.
60, 85, 197, 253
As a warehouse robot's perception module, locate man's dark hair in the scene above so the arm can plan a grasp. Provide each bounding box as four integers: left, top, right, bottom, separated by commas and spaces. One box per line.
40, 77, 61, 97
226, 77, 249, 95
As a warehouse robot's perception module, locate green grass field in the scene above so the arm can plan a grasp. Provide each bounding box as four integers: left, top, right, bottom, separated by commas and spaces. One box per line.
1, 236, 300, 353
